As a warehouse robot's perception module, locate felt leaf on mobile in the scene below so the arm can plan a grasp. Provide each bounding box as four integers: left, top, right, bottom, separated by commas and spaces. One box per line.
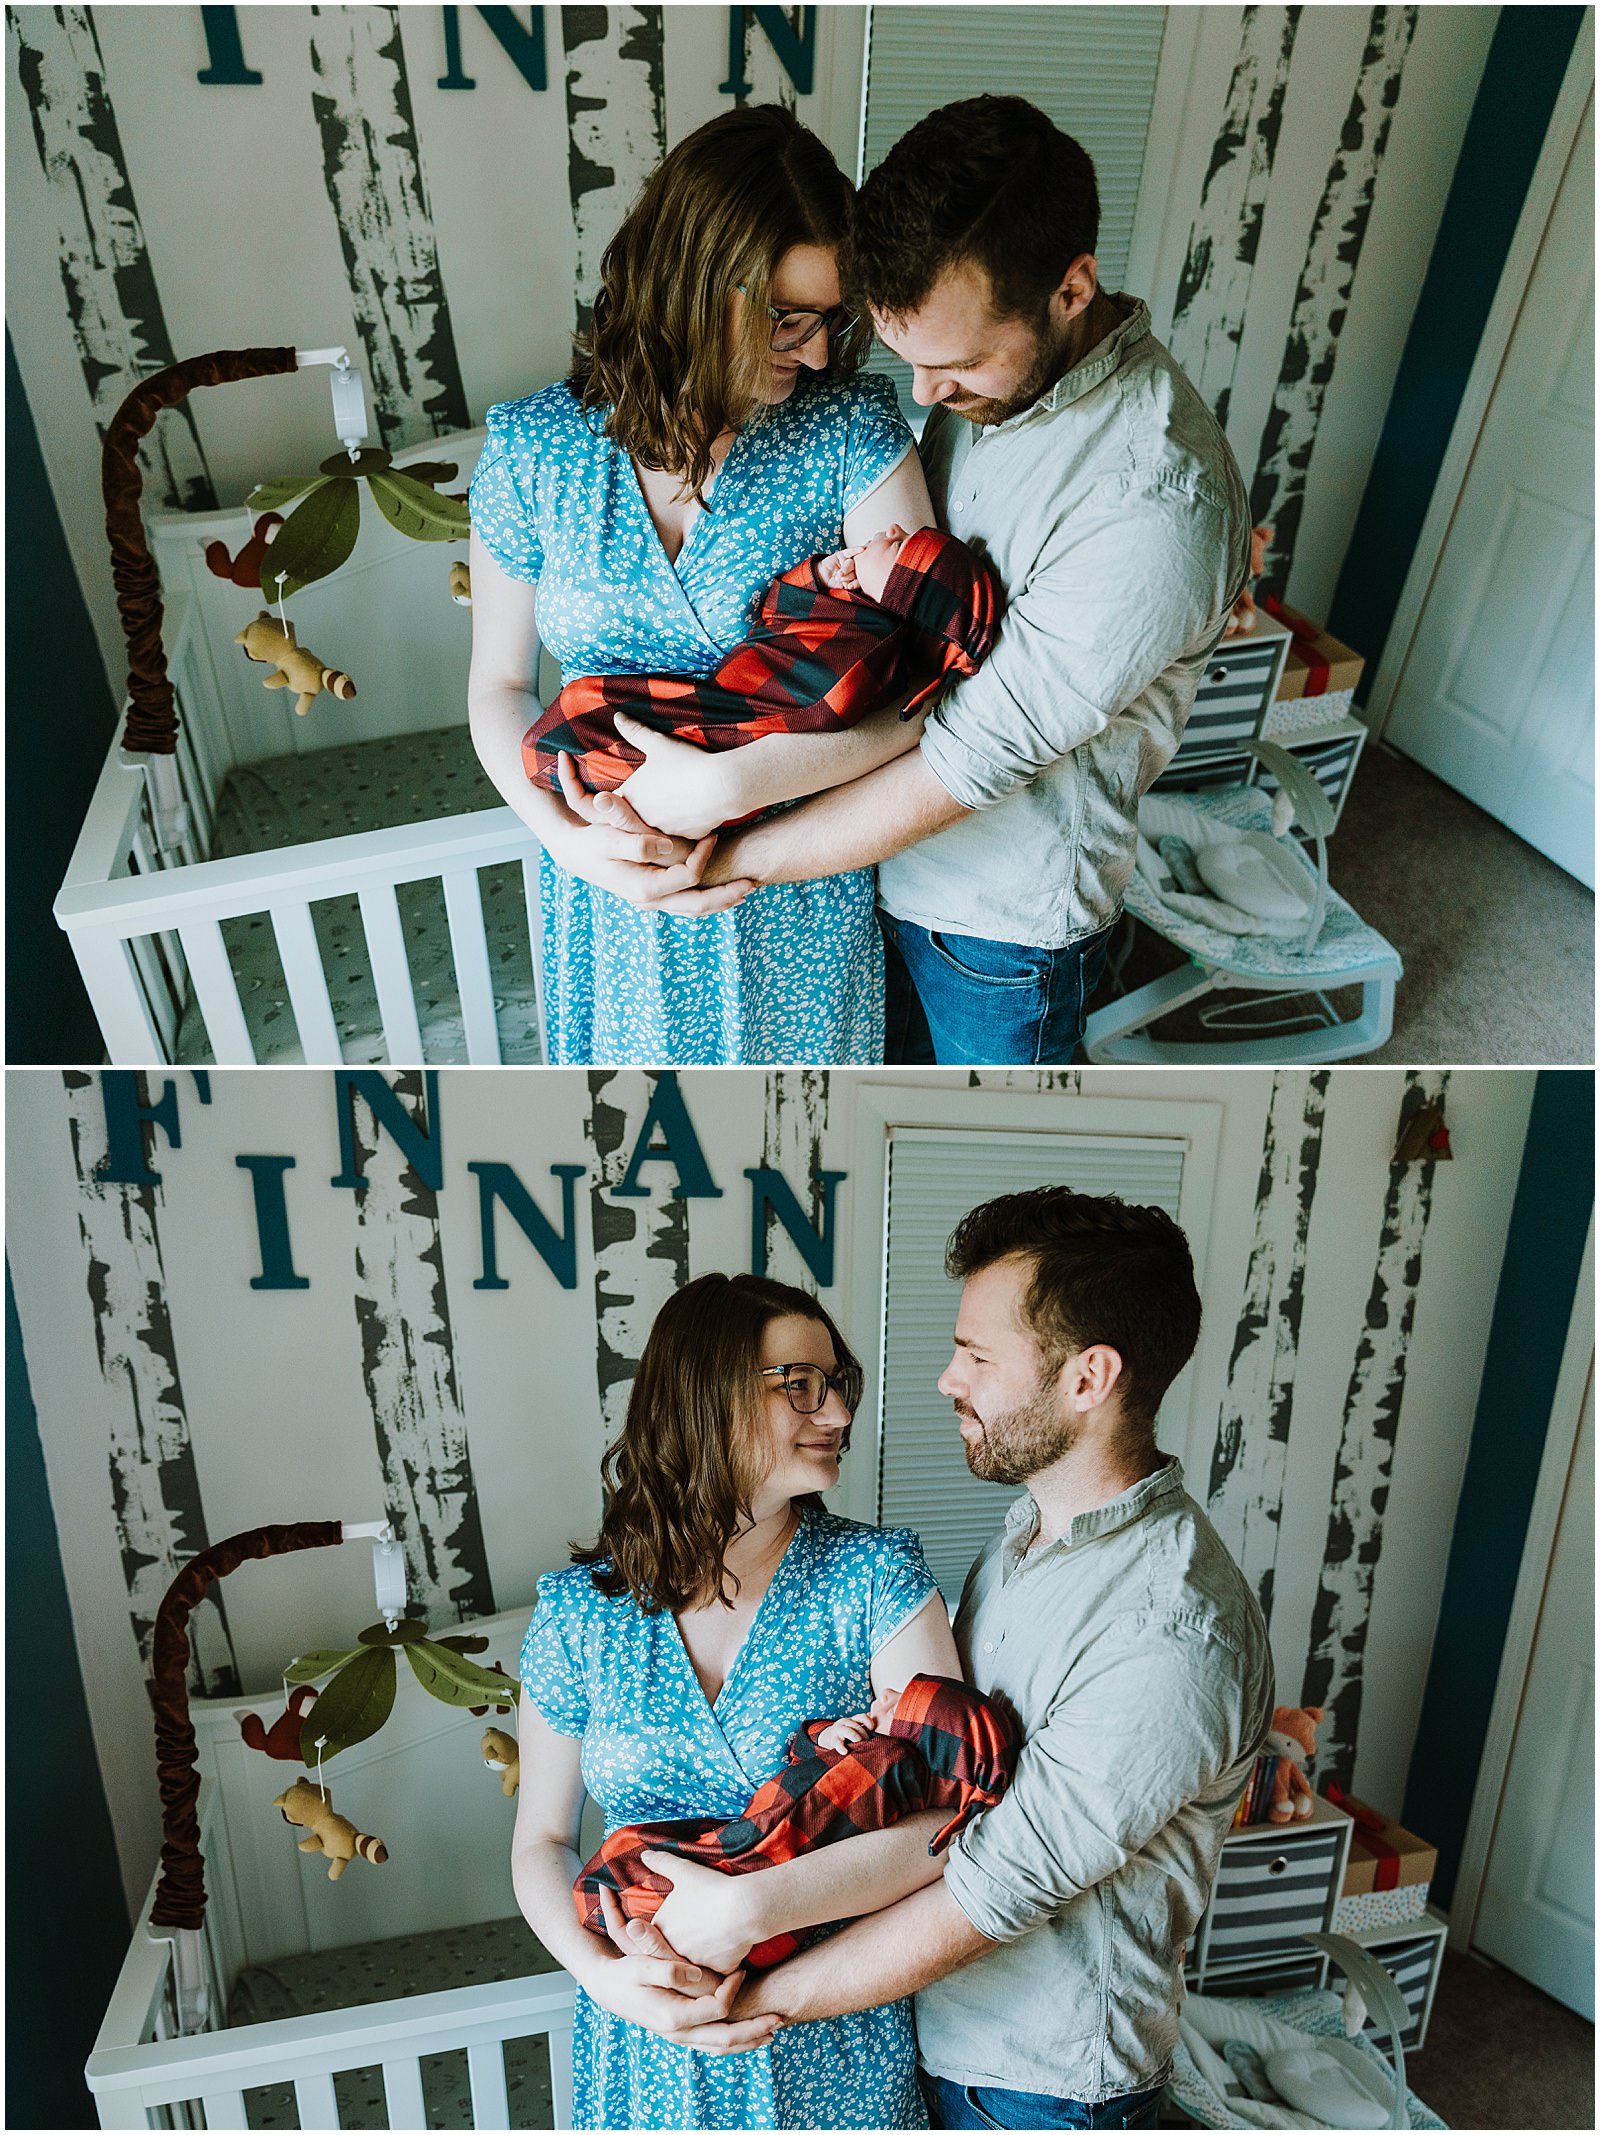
356, 1617, 429, 1646
366, 469, 470, 542
245, 473, 321, 513
284, 1647, 364, 1686
395, 461, 460, 491
261, 477, 362, 598
402, 1636, 522, 1708
320, 447, 393, 478
435, 1632, 490, 1655
298, 1645, 398, 1764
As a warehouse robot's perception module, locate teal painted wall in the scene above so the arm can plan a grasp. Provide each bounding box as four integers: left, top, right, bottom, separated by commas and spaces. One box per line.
6, 1261, 132, 2127
1329, 7, 1585, 691
1403, 1071, 1594, 1907
6, 331, 120, 1062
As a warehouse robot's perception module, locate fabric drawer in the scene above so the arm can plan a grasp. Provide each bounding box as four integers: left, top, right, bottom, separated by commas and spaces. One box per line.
1181, 640, 1282, 755
1152, 745, 1255, 795
1343, 1931, 1441, 2049
1250, 723, 1367, 831
1201, 1827, 1344, 1962
1185, 1949, 1328, 1996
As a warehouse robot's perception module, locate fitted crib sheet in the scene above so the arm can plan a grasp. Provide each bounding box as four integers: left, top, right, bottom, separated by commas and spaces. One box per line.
174, 725, 543, 1065
226, 1913, 563, 2129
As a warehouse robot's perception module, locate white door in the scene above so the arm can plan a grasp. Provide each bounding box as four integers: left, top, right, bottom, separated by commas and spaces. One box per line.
1472, 1364, 1595, 2016
1383, 93, 1595, 886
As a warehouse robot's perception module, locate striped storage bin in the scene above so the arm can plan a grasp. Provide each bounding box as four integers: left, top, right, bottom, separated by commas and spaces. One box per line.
1184, 1947, 1328, 1996
1248, 717, 1368, 831
1198, 1821, 1347, 1967
1332, 1909, 1449, 2050
1156, 618, 1292, 789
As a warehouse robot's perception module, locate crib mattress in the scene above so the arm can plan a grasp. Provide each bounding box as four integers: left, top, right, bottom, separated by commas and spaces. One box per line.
174, 725, 543, 1065
226, 1913, 563, 2129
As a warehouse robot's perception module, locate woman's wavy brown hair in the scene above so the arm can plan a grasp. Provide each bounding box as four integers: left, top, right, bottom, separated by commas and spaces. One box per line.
572, 1272, 860, 1614
569, 104, 871, 496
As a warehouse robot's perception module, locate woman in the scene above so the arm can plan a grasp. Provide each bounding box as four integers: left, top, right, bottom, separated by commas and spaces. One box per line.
513, 1273, 960, 2129
468, 105, 934, 1065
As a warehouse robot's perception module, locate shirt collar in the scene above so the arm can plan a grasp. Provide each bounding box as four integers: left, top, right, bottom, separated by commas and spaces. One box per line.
988, 293, 1151, 435
1004, 1454, 1185, 1559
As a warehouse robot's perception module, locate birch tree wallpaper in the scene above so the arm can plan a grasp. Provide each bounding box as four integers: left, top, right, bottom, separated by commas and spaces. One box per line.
8, 3, 1495, 686
9, 1065, 1534, 1908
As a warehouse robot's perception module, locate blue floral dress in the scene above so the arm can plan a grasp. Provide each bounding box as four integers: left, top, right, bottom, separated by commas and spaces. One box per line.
469, 373, 914, 1065
520, 1508, 937, 2130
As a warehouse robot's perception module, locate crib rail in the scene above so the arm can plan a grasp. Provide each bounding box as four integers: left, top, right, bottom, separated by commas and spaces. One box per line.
87, 1967, 578, 2130
56, 784, 543, 1067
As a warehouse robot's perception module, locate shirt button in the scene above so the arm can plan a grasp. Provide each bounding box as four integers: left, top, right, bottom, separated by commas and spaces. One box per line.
983, 1640, 995, 1653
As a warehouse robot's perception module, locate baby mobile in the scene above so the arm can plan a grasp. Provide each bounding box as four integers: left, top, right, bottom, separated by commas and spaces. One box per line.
204, 348, 474, 719
241, 1520, 523, 1882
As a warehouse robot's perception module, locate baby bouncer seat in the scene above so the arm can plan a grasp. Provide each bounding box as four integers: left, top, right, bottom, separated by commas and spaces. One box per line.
1168, 1932, 1447, 2130
1084, 742, 1402, 1065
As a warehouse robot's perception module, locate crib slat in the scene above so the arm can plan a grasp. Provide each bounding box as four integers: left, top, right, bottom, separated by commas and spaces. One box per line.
270, 902, 343, 1063
547, 2021, 575, 2129
176, 919, 257, 1064
380, 2058, 426, 2129
71, 932, 169, 1064
357, 886, 425, 1064
293, 2072, 339, 2129
199, 2093, 247, 2131
466, 2041, 510, 2129
442, 866, 501, 1063
521, 853, 546, 1058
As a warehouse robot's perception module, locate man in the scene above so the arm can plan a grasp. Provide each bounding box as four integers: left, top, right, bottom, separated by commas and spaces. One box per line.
627, 97, 1250, 1064
622, 1186, 1274, 2121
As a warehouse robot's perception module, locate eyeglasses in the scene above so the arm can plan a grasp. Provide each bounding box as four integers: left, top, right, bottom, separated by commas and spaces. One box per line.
758, 1361, 864, 1415
737, 286, 858, 352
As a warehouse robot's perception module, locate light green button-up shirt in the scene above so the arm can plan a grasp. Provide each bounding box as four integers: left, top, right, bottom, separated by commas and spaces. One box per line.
915, 1459, 1274, 2104
879, 298, 1250, 949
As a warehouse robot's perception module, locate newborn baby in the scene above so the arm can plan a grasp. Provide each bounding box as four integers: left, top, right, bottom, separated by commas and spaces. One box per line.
522, 523, 1001, 818
574, 1674, 1019, 1970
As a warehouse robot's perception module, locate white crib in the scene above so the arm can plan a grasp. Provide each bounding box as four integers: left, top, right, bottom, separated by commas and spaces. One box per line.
56, 427, 559, 1066
87, 1603, 582, 2131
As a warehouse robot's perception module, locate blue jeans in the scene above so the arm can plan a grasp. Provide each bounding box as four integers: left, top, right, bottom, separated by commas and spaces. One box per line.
881, 913, 1113, 1066
919, 2069, 1163, 2130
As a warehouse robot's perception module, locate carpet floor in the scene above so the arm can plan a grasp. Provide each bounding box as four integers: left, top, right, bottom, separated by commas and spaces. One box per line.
1092, 744, 1594, 1064
1404, 1946, 1594, 2130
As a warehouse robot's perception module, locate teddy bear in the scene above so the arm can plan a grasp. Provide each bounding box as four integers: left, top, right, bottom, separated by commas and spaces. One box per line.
273, 1780, 389, 1880
482, 1726, 520, 1797
234, 611, 357, 718
1264, 1704, 1324, 1822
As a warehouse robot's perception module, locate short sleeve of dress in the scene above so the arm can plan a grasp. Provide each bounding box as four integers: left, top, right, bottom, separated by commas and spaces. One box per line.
866, 1523, 940, 1657
519, 1568, 591, 1736
469, 401, 544, 584
841, 371, 916, 517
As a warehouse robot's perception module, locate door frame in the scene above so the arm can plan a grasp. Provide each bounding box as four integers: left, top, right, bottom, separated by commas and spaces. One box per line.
1448, 1211, 1595, 1951
1363, 11, 1594, 740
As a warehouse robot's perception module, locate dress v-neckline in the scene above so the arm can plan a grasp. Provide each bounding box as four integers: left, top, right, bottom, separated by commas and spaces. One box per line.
671, 1511, 805, 1722
626, 429, 741, 580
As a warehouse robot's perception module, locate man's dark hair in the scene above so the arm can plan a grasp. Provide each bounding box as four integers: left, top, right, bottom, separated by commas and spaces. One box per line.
945, 1187, 1200, 1433
846, 96, 1100, 322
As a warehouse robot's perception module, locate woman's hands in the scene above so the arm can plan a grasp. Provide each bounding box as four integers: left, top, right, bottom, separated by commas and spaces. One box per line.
548, 756, 755, 914
636, 1849, 764, 1975
587, 1886, 780, 2054
612, 713, 735, 842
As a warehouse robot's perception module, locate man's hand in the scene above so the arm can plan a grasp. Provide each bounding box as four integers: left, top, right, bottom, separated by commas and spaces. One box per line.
550, 754, 754, 914
614, 714, 734, 842
586, 1887, 780, 2053
637, 1849, 762, 1976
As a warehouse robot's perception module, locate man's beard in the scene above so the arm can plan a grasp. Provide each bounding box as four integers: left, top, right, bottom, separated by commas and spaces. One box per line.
958, 1380, 1076, 1485
949, 313, 1073, 428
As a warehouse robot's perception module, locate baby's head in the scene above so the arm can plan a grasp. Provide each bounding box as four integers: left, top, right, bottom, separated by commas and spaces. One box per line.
853, 523, 913, 604
868, 1686, 903, 1729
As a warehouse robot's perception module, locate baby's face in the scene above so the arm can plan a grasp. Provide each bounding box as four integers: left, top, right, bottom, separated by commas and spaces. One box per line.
868, 1686, 902, 1729
853, 523, 912, 604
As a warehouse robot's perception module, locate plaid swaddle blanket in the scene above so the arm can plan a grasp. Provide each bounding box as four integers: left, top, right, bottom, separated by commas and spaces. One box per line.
574, 1674, 1020, 1970
523, 527, 1001, 806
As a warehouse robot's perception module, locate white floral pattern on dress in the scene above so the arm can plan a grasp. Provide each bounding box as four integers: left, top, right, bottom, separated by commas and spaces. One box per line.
469, 373, 914, 1066
520, 1508, 938, 2131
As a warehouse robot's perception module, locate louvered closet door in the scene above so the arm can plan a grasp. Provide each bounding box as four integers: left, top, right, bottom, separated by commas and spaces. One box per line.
879, 1127, 1186, 1601
859, 5, 1168, 424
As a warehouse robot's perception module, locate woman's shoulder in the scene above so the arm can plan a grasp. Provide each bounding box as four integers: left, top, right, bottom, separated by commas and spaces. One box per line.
803, 1508, 928, 1570
483, 378, 595, 447
531, 1559, 611, 1618
787, 368, 906, 430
